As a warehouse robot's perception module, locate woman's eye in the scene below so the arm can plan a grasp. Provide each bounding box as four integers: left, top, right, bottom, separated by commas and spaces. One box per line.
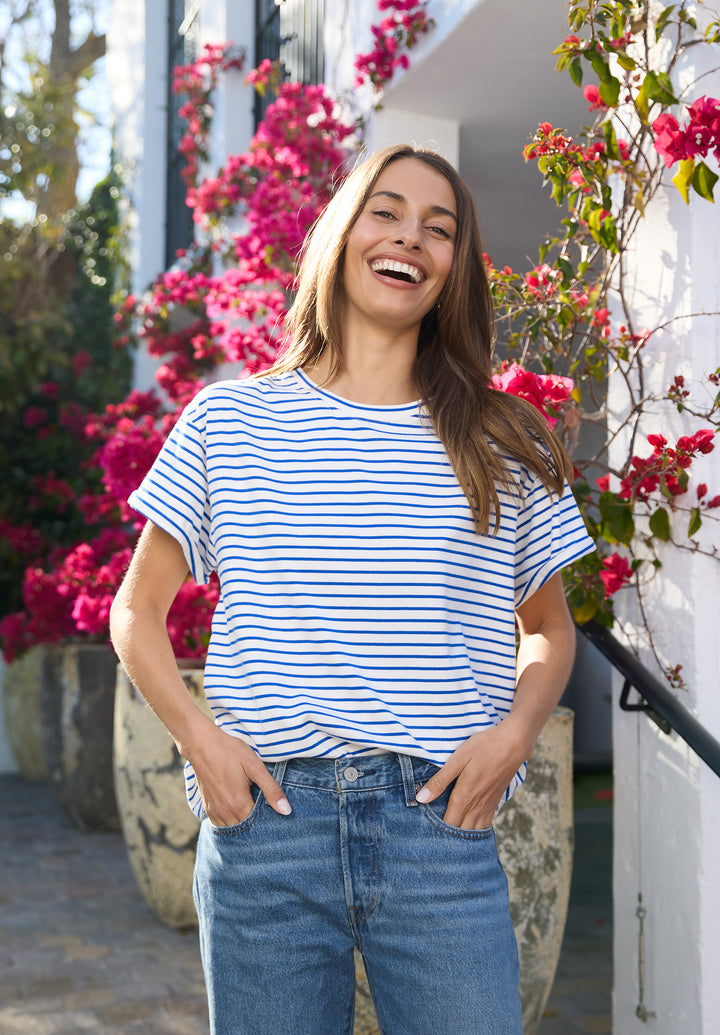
427, 224, 452, 239
372, 208, 396, 220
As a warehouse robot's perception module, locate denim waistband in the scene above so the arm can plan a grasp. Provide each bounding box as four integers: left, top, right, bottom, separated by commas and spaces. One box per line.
270, 752, 442, 806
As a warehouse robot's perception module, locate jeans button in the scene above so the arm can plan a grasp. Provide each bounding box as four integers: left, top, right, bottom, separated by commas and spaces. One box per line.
343, 766, 360, 782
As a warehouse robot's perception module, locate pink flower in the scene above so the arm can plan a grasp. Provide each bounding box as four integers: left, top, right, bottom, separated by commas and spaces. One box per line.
596, 474, 611, 493
72, 350, 93, 377
492, 362, 574, 426
599, 554, 633, 596
584, 84, 608, 111
23, 406, 48, 429
652, 113, 688, 168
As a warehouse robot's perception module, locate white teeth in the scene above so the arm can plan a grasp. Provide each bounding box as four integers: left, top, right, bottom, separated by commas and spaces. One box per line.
370, 259, 425, 283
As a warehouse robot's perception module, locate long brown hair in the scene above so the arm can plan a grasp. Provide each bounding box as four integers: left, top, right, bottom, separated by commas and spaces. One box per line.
267, 144, 572, 534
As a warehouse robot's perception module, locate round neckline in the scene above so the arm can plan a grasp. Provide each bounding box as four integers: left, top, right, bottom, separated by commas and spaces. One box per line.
294, 368, 422, 414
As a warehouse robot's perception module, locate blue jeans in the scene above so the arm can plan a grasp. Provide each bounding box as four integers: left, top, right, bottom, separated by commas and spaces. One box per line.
193, 753, 523, 1035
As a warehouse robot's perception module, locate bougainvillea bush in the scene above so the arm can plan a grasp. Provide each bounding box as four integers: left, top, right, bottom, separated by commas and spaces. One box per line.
3, 0, 719, 685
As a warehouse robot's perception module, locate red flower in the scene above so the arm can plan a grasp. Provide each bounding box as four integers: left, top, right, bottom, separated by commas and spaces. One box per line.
492, 362, 573, 426
596, 474, 611, 493
584, 84, 608, 111
599, 554, 633, 597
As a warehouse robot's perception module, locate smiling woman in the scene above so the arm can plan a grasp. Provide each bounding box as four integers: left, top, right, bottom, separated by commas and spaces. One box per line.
110, 143, 595, 1035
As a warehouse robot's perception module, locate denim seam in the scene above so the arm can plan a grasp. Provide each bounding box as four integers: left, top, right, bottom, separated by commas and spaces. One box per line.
418, 803, 494, 840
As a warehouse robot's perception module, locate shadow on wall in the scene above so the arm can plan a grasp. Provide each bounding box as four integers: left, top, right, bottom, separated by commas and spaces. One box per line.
562, 632, 613, 772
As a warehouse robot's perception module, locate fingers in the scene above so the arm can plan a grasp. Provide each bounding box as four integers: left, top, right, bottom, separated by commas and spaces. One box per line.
194, 732, 292, 825
247, 757, 292, 816
415, 755, 461, 804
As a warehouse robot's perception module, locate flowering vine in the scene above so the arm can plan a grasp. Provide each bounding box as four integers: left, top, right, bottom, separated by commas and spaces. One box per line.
4, 3, 720, 691
488, 0, 720, 683
354, 0, 435, 97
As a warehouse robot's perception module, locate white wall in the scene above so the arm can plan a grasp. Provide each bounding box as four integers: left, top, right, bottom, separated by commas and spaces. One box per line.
608, 26, 720, 1032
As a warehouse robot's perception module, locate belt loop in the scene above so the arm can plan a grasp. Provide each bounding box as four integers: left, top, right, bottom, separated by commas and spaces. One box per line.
272, 759, 288, 787
398, 754, 418, 807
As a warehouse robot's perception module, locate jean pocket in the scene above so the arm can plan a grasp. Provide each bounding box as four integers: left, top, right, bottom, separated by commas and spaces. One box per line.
416, 784, 495, 840
207, 786, 266, 836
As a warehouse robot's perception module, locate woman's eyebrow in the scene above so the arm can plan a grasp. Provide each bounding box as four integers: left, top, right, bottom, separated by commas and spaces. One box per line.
368, 189, 458, 223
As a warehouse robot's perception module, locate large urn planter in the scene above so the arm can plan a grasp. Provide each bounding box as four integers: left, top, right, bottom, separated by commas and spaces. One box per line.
495, 706, 575, 1035
2, 646, 49, 782
113, 663, 211, 928
41, 643, 120, 831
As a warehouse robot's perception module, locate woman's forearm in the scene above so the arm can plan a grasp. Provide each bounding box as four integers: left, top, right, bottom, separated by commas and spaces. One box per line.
110, 598, 216, 760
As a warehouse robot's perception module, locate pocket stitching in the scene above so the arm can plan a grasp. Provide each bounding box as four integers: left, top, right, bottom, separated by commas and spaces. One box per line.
209, 793, 266, 835
418, 802, 494, 840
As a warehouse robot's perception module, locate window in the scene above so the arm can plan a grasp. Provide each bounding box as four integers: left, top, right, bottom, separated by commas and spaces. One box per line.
254, 0, 325, 127
165, 0, 199, 266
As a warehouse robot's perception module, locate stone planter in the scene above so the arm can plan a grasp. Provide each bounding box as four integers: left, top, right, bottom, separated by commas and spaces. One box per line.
113, 663, 211, 928
41, 642, 120, 831
2, 646, 48, 782
495, 706, 575, 1035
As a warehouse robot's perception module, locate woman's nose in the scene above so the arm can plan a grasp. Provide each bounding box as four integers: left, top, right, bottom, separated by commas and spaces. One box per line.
393, 222, 422, 248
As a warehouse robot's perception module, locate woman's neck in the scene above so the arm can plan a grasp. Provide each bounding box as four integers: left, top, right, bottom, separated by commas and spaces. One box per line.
305, 322, 420, 406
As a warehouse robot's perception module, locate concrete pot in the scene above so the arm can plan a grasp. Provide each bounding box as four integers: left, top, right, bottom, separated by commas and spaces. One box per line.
2, 646, 48, 781
42, 642, 120, 831
495, 706, 575, 1035
113, 663, 210, 928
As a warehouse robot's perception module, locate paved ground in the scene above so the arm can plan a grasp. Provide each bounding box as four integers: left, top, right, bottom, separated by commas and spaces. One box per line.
0, 774, 611, 1034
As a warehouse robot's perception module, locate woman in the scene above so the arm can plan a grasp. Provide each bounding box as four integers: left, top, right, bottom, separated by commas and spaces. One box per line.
110, 144, 595, 1035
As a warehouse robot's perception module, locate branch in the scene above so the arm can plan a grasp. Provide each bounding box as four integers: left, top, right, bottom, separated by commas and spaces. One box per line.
49, 0, 106, 83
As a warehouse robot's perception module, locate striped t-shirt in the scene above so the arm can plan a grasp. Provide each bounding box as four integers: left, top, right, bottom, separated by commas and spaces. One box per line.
129, 369, 595, 817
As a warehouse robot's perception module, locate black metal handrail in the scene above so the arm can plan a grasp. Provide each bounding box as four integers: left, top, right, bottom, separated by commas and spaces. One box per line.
577, 620, 720, 778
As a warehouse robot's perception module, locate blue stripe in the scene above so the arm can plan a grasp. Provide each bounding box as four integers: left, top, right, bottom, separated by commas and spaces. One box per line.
128, 370, 596, 809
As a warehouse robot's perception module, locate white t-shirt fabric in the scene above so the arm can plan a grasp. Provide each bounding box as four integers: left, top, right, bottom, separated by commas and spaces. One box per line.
128, 369, 595, 817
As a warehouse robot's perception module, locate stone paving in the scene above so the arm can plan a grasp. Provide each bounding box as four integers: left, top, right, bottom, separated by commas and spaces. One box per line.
0, 774, 611, 1034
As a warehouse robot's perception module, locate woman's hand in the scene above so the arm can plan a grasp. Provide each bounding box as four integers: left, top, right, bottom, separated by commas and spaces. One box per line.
110, 522, 292, 825
416, 573, 576, 830
184, 719, 292, 826
415, 720, 528, 829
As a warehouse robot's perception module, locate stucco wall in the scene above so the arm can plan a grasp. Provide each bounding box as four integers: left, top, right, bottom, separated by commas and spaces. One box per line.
608, 26, 720, 1032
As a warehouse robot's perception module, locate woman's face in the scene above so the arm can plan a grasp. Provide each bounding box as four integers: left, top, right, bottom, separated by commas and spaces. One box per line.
340, 157, 457, 337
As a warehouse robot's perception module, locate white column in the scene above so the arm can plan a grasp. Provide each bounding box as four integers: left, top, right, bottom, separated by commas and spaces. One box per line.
107, 0, 169, 391
199, 1, 255, 169
609, 31, 720, 1033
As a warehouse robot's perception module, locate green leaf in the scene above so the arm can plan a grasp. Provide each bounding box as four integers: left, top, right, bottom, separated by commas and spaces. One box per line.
598, 493, 635, 544
616, 53, 637, 71
591, 53, 610, 81
672, 158, 695, 204
557, 256, 574, 283
688, 507, 702, 537
652, 71, 679, 106
655, 5, 677, 41
598, 75, 621, 107
692, 160, 718, 202
649, 507, 671, 541
569, 57, 584, 87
